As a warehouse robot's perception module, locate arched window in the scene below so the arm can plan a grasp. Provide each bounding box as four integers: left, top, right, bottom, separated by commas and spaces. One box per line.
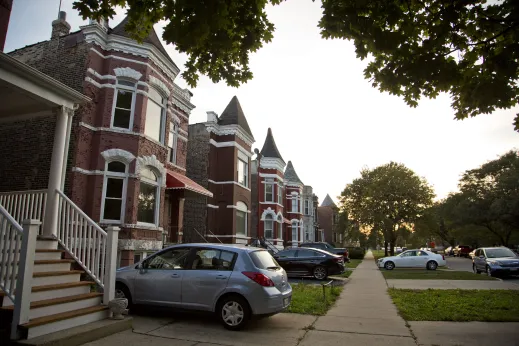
264, 214, 273, 239
101, 160, 128, 222
236, 202, 248, 236
138, 167, 160, 225
111, 79, 136, 129
145, 87, 167, 144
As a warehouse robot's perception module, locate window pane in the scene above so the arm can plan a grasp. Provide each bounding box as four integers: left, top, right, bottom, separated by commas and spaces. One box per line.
146, 248, 190, 270
264, 220, 273, 239
238, 159, 246, 185
145, 99, 163, 142
148, 87, 164, 104
236, 210, 246, 235
138, 182, 156, 223
106, 178, 123, 198
220, 251, 236, 270
108, 161, 126, 173
141, 168, 158, 182
118, 80, 135, 87
265, 184, 274, 201
277, 249, 296, 258
298, 249, 314, 257
192, 249, 225, 270
116, 89, 133, 109
103, 198, 122, 220
134, 253, 141, 263
250, 250, 279, 268
113, 108, 131, 128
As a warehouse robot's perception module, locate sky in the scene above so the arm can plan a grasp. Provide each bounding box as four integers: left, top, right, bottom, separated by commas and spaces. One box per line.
5, 0, 518, 205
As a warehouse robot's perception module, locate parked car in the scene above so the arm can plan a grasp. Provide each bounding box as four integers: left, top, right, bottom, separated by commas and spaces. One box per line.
299, 242, 350, 262
274, 247, 345, 280
377, 249, 446, 270
444, 246, 454, 256
115, 244, 292, 330
472, 247, 519, 277
453, 245, 472, 258
395, 247, 403, 254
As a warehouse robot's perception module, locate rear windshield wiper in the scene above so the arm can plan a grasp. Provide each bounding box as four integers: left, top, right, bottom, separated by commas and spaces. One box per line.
266, 266, 280, 270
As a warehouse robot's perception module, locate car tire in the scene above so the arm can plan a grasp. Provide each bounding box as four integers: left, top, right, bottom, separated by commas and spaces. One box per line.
115, 283, 133, 308
486, 266, 494, 277
473, 264, 481, 274
384, 261, 395, 270
313, 266, 328, 280
426, 261, 438, 270
217, 295, 250, 331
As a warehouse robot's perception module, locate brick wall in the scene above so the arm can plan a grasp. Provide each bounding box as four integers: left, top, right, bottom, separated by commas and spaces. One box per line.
183, 123, 209, 242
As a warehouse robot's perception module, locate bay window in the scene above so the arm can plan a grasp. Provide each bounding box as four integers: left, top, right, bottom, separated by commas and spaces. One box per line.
112, 80, 136, 129
138, 167, 160, 225
101, 161, 127, 222
145, 87, 166, 143
168, 122, 178, 164
291, 196, 298, 212
265, 178, 274, 202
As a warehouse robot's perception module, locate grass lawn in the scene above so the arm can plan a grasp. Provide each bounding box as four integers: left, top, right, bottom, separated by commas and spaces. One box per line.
287, 283, 343, 315
331, 270, 352, 278
389, 288, 519, 322
381, 269, 497, 280
345, 259, 362, 269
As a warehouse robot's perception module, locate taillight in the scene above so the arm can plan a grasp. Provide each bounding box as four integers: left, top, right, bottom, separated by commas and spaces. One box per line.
242, 271, 275, 287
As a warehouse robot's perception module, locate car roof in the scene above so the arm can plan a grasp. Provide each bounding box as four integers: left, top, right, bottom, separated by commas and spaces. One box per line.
164, 243, 263, 253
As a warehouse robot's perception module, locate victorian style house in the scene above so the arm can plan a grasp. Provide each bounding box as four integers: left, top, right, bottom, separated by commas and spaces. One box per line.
318, 194, 341, 245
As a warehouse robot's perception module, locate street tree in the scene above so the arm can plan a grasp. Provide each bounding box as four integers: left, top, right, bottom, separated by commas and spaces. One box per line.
74, 0, 519, 130
340, 162, 435, 256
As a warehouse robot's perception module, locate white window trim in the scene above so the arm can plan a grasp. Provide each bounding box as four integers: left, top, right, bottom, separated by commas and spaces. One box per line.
237, 158, 248, 188
137, 166, 162, 227
236, 202, 248, 236
111, 79, 137, 130
100, 160, 128, 224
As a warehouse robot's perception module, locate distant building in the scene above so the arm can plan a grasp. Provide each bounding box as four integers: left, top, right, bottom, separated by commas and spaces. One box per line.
318, 194, 340, 245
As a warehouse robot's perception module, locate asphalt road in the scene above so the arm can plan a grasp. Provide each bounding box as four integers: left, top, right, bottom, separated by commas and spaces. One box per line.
446, 256, 519, 285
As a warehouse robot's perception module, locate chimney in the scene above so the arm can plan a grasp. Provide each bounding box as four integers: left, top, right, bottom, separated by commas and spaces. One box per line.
206, 111, 218, 123
51, 11, 71, 39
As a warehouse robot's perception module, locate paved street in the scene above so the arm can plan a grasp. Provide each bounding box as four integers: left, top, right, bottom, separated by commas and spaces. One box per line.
82, 252, 519, 346
387, 279, 519, 290
446, 256, 519, 285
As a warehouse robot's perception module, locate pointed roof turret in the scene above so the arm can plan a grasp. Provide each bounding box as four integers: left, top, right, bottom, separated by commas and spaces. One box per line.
260, 128, 284, 161
218, 96, 254, 138
110, 17, 179, 70
321, 194, 337, 207
284, 161, 303, 185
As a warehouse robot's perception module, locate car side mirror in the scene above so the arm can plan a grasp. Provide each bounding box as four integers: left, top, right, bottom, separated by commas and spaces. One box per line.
479, 255, 485, 259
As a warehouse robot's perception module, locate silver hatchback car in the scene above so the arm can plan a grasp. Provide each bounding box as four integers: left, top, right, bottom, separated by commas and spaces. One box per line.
115, 243, 292, 330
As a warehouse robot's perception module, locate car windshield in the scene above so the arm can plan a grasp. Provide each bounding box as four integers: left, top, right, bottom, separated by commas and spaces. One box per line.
249, 250, 280, 269
485, 248, 517, 259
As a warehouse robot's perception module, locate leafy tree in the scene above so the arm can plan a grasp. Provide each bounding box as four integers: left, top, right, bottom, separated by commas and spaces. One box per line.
74, 0, 519, 129
340, 162, 435, 255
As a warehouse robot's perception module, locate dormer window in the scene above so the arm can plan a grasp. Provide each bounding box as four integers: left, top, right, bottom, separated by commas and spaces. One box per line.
145, 87, 167, 144
111, 80, 136, 129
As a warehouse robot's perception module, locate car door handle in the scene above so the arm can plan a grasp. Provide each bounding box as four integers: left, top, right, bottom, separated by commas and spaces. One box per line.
170, 273, 180, 278
216, 275, 228, 280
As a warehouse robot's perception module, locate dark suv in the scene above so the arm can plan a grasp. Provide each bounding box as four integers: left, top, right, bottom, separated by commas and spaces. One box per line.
299, 242, 350, 262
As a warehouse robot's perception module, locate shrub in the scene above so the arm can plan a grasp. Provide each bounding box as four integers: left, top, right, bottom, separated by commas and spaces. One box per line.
348, 247, 366, 259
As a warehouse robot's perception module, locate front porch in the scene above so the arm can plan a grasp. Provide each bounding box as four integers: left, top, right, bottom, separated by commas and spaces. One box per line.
0, 52, 124, 341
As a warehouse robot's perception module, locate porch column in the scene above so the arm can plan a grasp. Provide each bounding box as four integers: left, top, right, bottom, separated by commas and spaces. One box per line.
42, 106, 73, 237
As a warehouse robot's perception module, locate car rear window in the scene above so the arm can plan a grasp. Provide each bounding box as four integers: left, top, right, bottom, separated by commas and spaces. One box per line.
249, 250, 279, 269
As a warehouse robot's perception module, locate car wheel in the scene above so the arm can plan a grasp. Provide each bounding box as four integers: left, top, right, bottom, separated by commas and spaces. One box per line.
426, 261, 438, 270
473, 264, 481, 274
115, 283, 133, 308
313, 266, 328, 280
217, 295, 250, 331
384, 261, 395, 270
486, 266, 494, 277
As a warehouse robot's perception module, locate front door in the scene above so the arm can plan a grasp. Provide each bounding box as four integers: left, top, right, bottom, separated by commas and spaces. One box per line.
181, 248, 236, 310
133, 247, 191, 306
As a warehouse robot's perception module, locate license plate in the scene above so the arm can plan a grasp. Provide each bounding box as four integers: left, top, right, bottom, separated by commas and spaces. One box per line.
283, 297, 290, 306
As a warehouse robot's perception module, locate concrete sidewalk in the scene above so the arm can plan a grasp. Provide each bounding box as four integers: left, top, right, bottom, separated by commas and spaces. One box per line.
387, 279, 519, 290
299, 250, 416, 346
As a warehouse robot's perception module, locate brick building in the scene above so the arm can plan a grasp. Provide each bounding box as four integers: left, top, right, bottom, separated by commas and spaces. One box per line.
3, 13, 212, 266
183, 96, 254, 244
318, 194, 341, 245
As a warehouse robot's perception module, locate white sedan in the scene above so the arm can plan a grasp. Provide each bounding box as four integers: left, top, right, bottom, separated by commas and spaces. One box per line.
378, 249, 446, 270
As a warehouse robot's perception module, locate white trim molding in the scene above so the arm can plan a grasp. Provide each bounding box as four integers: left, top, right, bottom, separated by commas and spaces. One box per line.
260, 207, 277, 221
149, 75, 171, 97
259, 173, 284, 182
226, 205, 251, 213
207, 204, 219, 209
260, 202, 284, 208
209, 139, 252, 157
260, 157, 286, 172
101, 148, 136, 164
206, 124, 255, 147
136, 155, 166, 184
79, 122, 169, 149
114, 67, 142, 81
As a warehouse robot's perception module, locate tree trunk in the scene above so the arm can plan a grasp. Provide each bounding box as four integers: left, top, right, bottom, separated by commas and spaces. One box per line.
384, 240, 388, 257
390, 241, 395, 256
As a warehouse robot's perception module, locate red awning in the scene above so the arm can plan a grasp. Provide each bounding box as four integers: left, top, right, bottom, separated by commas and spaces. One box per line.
166, 170, 213, 197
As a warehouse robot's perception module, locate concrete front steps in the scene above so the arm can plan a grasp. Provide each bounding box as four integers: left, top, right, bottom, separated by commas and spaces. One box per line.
0, 237, 112, 340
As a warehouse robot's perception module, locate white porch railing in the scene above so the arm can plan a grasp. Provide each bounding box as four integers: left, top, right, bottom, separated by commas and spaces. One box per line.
0, 205, 40, 339
0, 190, 47, 233
56, 190, 118, 304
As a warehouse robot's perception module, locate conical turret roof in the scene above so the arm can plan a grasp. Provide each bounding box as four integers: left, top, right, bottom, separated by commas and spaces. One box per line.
110, 16, 178, 70
284, 161, 303, 185
218, 96, 254, 138
321, 194, 337, 207
260, 128, 284, 161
